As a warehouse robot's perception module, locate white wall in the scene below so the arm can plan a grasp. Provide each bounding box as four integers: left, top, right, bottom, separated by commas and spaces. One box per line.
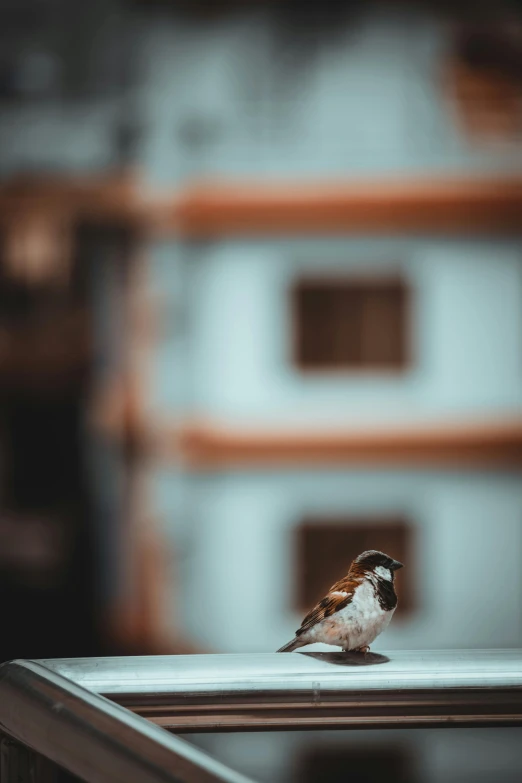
139, 8, 522, 181
4, 8, 522, 179
149, 238, 522, 422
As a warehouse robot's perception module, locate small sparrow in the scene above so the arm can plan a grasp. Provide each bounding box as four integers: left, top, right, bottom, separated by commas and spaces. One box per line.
277, 550, 403, 653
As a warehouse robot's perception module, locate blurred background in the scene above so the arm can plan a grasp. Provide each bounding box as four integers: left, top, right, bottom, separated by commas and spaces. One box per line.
1, 0, 522, 781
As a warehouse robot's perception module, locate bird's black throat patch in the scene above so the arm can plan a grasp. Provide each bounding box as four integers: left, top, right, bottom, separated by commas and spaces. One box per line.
375, 578, 398, 611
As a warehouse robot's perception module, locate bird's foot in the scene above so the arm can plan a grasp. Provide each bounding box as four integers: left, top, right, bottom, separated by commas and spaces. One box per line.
349, 645, 370, 654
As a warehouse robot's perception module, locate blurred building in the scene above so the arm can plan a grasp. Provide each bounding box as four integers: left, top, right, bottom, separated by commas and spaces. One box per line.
1, 1, 522, 781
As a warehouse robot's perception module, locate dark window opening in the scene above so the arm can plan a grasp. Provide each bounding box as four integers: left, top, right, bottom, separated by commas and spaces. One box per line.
292, 276, 410, 371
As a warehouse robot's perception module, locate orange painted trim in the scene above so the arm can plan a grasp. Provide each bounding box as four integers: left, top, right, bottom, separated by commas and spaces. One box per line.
172, 418, 522, 469
3, 173, 522, 236
166, 176, 522, 237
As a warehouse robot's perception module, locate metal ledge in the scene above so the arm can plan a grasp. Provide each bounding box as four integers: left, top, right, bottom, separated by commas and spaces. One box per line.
0, 659, 253, 783
36, 649, 522, 732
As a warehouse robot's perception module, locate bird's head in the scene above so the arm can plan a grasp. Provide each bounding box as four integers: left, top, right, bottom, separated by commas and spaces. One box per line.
352, 549, 404, 582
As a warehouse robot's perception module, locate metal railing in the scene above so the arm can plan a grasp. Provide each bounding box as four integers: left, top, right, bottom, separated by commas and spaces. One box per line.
1, 650, 521, 782
0, 658, 253, 783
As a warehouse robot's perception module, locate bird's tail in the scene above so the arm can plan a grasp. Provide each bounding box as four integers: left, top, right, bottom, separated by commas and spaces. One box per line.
276, 637, 302, 653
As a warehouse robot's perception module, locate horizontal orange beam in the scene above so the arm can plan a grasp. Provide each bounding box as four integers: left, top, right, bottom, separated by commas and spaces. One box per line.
171, 418, 522, 469
167, 175, 522, 237
3, 173, 522, 237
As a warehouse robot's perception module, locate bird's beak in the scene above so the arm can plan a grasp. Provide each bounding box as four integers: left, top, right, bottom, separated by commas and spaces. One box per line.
391, 560, 403, 570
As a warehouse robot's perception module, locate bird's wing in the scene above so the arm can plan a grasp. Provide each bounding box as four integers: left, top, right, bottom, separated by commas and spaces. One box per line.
296, 581, 355, 637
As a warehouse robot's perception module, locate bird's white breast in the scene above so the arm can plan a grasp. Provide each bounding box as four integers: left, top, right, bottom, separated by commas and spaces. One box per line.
306, 579, 395, 650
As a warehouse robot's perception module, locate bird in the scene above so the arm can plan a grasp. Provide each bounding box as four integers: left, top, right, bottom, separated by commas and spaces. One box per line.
277, 550, 403, 653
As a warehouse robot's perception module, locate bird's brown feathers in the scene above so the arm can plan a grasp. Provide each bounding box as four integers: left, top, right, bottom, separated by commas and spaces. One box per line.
295, 573, 362, 637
